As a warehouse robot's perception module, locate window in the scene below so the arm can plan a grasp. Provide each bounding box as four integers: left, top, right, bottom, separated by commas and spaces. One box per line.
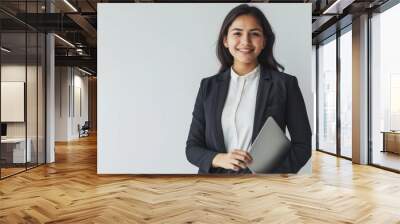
371, 3, 400, 171
318, 36, 337, 154
339, 29, 352, 158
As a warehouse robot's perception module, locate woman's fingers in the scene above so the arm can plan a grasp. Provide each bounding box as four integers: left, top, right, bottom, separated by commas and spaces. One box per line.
230, 163, 241, 171
225, 150, 253, 171
213, 153, 250, 171
231, 154, 249, 164
229, 158, 247, 169
231, 150, 253, 164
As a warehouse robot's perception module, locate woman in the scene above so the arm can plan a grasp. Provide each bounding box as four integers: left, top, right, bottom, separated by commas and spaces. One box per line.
186, 4, 311, 174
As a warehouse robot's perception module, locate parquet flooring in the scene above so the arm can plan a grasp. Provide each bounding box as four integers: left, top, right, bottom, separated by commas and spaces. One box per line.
1, 134, 400, 223
0, 167, 26, 178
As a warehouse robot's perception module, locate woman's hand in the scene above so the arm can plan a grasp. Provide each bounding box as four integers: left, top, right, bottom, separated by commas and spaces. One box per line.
212, 149, 253, 171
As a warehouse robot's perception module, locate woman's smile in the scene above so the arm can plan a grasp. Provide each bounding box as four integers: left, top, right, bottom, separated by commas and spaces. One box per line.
237, 48, 254, 53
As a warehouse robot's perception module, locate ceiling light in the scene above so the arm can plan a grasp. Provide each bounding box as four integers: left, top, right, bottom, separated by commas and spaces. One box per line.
54, 34, 75, 48
63, 0, 78, 12
78, 67, 93, 76
1, 47, 11, 53
76, 48, 85, 55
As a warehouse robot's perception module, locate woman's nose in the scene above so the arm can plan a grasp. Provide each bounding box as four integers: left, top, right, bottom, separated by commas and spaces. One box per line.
240, 34, 250, 44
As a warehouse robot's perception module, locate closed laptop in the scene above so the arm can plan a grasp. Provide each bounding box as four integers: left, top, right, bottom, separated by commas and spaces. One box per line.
248, 117, 291, 173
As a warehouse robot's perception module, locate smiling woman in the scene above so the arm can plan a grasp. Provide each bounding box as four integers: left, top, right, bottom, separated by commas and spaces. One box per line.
223, 15, 265, 75
185, 4, 312, 174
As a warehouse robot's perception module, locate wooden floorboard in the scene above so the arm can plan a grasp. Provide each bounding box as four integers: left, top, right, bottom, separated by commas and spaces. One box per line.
1, 134, 400, 223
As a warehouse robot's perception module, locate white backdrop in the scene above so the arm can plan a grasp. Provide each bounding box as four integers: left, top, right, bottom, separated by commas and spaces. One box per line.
98, 3, 312, 174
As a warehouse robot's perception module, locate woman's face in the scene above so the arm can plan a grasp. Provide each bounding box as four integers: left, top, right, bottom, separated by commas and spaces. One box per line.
223, 15, 265, 66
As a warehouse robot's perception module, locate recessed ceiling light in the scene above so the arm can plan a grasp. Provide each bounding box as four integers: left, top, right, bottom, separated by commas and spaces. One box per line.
63, 0, 78, 12
78, 67, 93, 76
1, 47, 11, 53
54, 34, 75, 48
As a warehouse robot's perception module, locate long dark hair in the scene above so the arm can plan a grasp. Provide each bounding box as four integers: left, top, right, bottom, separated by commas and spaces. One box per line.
216, 4, 284, 73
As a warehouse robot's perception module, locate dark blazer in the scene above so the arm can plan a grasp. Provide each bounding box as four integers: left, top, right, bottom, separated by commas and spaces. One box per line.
186, 65, 312, 174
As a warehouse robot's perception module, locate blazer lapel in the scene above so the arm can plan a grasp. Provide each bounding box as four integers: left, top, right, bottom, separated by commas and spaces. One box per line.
251, 66, 273, 143
215, 69, 230, 152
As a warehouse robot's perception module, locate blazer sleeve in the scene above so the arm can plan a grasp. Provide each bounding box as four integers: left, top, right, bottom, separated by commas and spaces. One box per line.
272, 76, 312, 173
186, 79, 219, 173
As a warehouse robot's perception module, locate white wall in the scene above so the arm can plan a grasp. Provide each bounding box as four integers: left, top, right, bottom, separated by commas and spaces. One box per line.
55, 67, 69, 141
55, 67, 89, 141
98, 3, 312, 174
72, 72, 89, 138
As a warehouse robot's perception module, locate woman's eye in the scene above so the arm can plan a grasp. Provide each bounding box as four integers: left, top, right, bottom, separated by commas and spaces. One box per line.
251, 32, 261, 36
233, 32, 241, 36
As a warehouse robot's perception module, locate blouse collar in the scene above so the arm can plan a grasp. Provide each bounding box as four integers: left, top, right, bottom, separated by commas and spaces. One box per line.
230, 65, 260, 82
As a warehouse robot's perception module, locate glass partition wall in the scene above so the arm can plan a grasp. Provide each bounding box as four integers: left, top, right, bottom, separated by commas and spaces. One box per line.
317, 26, 353, 159
316, 0, 400, 172
370, 3, 400, 171
0, 2, 46, 179
0, 31, 27, 177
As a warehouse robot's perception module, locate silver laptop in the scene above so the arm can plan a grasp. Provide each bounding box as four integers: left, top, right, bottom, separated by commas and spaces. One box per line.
247, 117, 291, 174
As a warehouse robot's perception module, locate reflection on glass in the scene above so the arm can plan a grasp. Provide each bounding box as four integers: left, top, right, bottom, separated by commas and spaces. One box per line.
371, 4, 400, 171
318, 37, 337, 154
340, 30, 352, 158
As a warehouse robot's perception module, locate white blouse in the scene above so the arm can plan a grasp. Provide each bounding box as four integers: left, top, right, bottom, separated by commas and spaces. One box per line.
221, 65, 260, 152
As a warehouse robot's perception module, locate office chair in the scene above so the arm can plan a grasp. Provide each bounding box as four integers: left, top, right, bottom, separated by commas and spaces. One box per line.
79, 121, 90, 138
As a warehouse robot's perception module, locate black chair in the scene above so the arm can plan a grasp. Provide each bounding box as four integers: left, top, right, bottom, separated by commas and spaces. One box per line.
79, 121, 90, 138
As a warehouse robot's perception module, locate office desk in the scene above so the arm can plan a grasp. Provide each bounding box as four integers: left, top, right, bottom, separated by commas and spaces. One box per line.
381, 131, 400, 154
1, 138, 32, 163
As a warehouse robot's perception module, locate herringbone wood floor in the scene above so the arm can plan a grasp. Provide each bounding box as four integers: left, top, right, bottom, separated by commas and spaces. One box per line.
1, 135, 400, 224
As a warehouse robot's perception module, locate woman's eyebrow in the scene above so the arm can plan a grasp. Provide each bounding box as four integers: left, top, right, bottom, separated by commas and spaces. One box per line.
230, 28, 243, 32
229, 28, 262, 32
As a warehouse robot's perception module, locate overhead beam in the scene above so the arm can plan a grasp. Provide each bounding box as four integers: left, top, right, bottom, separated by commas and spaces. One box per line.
13, 13, 82, 32
322, 0, 356, 14
55, 55, 96, 69
67, 13, 97, 44
312, 14, 352, 44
